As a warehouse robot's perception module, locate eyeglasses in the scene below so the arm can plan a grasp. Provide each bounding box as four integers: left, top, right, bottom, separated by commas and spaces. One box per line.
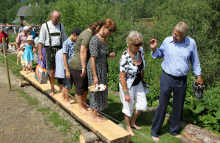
133, 42, 143, 47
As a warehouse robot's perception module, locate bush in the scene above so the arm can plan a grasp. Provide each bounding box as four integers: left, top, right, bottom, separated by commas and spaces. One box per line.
184, 82, 220, 132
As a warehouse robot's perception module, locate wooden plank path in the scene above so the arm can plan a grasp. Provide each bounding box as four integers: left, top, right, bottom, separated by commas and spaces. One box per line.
20, 71, 130, 143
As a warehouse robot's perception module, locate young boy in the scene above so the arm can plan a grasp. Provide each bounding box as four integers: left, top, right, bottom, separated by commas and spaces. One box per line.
55, 28, 81, 101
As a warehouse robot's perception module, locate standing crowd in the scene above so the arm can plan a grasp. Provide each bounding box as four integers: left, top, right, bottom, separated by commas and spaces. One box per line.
13, 10, 204, 141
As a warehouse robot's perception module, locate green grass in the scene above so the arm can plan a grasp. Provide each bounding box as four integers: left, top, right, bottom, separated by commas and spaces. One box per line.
63, 129, 80, 143
104, 93, 182, 143
37, 107, 72, 135
0, 54, 22, 77
18, 90, 79, 142
0, 55, 79, 142
18, 89, 39, 106
15, 88, 74, 137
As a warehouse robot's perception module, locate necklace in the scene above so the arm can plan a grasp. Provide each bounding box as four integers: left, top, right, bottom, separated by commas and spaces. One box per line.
128, 49, 142, 66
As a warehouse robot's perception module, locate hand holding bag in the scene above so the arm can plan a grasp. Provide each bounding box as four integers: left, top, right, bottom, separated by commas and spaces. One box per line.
35, 65, 48, 84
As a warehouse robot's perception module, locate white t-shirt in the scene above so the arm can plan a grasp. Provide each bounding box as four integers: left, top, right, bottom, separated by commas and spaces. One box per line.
38, 20, 67, 47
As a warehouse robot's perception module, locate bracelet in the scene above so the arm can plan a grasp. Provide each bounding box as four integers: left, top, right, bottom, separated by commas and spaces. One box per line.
124, 91, 129, 95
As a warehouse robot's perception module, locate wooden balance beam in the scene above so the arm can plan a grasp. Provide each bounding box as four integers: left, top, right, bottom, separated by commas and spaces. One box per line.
20, 71, 130, 143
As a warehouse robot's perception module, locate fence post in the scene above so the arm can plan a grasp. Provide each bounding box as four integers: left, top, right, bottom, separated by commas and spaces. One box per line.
2, 38, 11, 90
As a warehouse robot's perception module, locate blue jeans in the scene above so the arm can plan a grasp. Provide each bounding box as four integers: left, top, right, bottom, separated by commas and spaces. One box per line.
151, 71, 187, 137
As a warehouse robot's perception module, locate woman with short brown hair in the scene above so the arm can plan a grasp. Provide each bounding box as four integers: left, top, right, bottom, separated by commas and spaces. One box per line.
68, 21, 102, 112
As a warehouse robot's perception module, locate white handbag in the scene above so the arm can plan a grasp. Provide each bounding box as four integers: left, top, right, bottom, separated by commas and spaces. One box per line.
35, 65, 48, 84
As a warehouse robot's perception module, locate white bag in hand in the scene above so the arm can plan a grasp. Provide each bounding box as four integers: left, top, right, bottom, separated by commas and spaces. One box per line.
35, 65, 48, 84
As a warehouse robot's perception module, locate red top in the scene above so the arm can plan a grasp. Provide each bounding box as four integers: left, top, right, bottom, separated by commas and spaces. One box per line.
0, 31, 8, 43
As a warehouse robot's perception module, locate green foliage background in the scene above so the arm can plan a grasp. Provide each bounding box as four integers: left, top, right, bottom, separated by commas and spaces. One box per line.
1, 0, 219, 133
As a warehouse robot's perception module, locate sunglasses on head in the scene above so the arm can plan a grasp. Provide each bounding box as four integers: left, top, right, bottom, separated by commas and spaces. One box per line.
133, 42, 143, 47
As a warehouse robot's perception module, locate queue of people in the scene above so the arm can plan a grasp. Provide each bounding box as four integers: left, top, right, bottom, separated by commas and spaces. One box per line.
14, 9, 204, 141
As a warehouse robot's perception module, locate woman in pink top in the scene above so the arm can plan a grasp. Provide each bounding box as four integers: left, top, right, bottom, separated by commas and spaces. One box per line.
16, 26, 29, 65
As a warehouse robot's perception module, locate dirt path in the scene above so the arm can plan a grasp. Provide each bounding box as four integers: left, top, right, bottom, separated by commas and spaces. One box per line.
0, 65, 73, 143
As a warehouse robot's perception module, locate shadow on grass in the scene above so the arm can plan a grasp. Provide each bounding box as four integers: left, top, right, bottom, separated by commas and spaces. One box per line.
103, 100, 124, 122
136, 110, 155, 126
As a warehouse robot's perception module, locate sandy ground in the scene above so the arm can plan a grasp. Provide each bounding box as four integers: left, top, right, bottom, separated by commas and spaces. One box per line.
0, 65, 73, 143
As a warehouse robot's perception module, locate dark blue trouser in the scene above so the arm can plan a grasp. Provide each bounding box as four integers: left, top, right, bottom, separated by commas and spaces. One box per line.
151, 71, 187, 137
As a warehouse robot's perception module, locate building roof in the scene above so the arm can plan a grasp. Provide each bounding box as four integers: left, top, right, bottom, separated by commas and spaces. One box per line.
16, 6, 32, 16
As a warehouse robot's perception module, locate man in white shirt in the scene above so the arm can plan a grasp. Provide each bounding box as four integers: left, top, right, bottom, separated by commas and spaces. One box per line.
38, 10, 67, 96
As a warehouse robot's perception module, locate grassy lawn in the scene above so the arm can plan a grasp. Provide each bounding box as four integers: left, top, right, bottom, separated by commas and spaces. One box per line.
0, 53, 181, 143
104, 93, 181, 143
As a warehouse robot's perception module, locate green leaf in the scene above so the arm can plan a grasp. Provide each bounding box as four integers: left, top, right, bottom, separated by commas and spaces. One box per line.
193, 103, 205, 114
215, 111, 220, 120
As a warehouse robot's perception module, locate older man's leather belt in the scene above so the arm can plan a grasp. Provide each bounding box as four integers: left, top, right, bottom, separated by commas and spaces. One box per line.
44, 46, 61, 49
162, 70, 186, 79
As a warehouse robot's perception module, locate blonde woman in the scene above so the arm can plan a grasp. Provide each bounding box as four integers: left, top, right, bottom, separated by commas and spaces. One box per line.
87, 18, 116, 121
119, 31, 147, 136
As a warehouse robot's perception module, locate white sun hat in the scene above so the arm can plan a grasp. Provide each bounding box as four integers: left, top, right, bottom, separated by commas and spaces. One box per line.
23, 26, 30, 31
27, 35, 33, 41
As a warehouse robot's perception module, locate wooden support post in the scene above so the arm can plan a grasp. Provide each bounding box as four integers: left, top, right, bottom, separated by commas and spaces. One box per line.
80, 132, 99, 143
2, 38, 11, 90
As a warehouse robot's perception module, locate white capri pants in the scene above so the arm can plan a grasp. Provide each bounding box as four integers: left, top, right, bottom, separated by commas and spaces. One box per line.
120, 82, 147, 117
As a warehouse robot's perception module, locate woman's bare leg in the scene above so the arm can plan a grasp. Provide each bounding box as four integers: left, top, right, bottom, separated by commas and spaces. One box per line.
125, 115, 134, 136
131, 110, 141, 130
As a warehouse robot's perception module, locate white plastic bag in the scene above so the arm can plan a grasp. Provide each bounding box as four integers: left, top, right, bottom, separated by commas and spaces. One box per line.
35, 65, 48, 84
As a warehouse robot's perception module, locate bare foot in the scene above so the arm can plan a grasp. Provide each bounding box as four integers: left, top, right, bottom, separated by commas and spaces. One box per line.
58, 88, 63, 93
152, 136, 160, 142
69, 100, 75, 104
64, 97, 71, 103
127, 127, 134, 136
62, 94, 66, 100
65, 101, 73, 107
82, 103, 89, 109
79, 105, 88, 114
87, 107, 92, 111
49, 92, 55, 96
65, 95, 70, 102
131, 124, 141, 130
92, 113, 106, 122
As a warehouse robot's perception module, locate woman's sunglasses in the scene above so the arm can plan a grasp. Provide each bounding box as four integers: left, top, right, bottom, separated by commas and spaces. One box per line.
133, 42, 143, 47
